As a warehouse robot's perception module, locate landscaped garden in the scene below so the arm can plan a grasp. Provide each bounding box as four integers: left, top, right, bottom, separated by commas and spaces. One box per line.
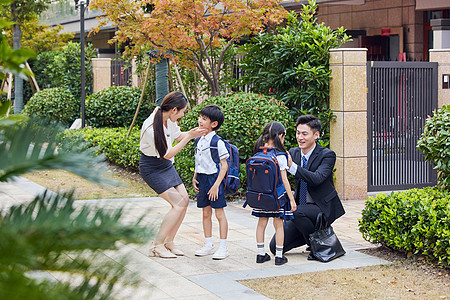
1, 0, 449, 298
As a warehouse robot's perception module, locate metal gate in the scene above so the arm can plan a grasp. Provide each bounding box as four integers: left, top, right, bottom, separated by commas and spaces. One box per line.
111, 60, 132, 87
367, 62, 438, 191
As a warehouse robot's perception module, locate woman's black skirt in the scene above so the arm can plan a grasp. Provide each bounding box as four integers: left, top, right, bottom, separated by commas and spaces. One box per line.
139, 153, 183, 194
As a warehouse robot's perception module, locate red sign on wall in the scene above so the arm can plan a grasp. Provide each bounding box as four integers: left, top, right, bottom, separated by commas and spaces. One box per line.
381, 28, 391, 36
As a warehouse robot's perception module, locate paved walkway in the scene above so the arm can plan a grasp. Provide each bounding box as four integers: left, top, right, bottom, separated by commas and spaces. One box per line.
0, 178, 389, 299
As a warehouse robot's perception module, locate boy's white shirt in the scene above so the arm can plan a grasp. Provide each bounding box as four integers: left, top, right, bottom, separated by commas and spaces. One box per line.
195, 131, 229, 175
139, 109, 182, 163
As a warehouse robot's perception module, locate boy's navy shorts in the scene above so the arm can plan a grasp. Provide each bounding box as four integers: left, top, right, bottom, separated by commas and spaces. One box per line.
196, 173, 227, 209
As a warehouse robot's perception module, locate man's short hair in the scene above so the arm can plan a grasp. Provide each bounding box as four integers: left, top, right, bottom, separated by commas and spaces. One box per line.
296, 115, 321, 133
200, 105, 224, 131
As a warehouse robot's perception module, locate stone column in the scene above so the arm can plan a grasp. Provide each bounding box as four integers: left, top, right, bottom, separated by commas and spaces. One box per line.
429, 49, 450, 108
431, 19, 450, 50
131, 57, 140, 88
329, 48, 368, 200
92, 58, 111, 93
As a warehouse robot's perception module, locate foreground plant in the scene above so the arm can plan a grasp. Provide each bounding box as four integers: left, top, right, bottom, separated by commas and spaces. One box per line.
417, 105, 450, 190
0, 101, 154, 298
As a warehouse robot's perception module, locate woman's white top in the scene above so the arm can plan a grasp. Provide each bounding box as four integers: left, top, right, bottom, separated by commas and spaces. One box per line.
140, 109, 182, 162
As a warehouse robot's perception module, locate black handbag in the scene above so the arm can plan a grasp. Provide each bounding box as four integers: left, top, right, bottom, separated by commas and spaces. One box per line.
309, 212, 345, 262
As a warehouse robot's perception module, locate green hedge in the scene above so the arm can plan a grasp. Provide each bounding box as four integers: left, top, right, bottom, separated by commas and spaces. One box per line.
23, 88, 79, 126
359, 187, 450, 266
177, 92, 295, 194
417, 105, 450, 190
86, 86, 155, 128
60, 92, 297, 195
60, 127, 140, 171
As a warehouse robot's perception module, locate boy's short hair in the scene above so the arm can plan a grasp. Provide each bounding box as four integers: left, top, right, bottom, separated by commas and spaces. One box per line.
296, 115, 321, 133
200, 105, 224, 131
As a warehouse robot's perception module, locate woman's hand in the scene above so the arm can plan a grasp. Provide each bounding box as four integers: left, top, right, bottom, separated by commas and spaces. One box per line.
187, 127, 207, 140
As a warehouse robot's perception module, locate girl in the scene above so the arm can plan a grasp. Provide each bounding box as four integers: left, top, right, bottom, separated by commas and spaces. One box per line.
252, 121, 297, 265
140, 91, 205, 258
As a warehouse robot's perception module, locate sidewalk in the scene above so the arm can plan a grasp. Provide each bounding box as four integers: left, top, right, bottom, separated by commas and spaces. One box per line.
1, 178, 389, 299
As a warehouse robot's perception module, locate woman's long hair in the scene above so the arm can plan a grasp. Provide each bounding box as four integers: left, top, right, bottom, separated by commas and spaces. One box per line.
154, 91, 188, 158
253, 121, 287, 154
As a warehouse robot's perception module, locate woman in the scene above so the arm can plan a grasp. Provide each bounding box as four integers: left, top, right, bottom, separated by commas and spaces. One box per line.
140, 91, 205, 258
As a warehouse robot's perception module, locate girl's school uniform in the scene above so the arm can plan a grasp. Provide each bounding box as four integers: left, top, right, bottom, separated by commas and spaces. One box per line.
251, 154, 294, 220
139, 109, 183, 194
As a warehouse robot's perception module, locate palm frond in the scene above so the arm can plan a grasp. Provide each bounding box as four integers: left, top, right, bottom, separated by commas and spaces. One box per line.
0, 116, 115, 185
0, 190, 153, 299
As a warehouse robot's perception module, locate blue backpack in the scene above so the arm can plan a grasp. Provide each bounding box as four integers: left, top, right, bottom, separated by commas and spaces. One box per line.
195, 134, 240, 195
244, 146, 288, 210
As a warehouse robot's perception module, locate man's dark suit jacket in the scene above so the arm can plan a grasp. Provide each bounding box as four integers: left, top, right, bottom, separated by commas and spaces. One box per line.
290, 144, 345, 224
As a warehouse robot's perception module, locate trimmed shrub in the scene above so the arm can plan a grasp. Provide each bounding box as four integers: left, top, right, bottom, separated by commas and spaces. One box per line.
359, 187, 450, 266
59, 92, 296, 195
59, 127, 140, 170
177, 92, 296, 194
24, 88, 79, 126
417, 105, 450, 190
24, 42, 96, 104
86, 86, 155, 128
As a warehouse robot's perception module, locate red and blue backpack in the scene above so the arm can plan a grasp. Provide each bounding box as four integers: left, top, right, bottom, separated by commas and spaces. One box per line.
244, 146, 288, 210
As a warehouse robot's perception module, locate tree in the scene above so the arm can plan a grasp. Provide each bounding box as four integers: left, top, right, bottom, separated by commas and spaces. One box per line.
3, 15, 74, 53
90, 0, 287, 97
235, 0, 350, 145
0, 0, 54, 113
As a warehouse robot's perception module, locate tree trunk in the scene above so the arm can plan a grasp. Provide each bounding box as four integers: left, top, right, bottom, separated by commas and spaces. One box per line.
12, 5, 23, 114
155, 58, 169, 106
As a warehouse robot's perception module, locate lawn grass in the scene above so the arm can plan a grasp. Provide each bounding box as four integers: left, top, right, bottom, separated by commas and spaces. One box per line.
23, 168, 157, 200
240, 249, 450, 299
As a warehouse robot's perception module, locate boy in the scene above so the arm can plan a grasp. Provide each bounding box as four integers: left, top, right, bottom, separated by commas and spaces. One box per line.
192, 105, 230, 260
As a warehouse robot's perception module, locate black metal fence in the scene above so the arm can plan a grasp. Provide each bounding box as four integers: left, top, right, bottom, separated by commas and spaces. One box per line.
111, 60, 132, 87
367, 62, 438, 191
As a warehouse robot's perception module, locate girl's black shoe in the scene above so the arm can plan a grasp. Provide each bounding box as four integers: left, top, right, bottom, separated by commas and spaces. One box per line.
275, 256, 288, 265
256, 253, 271, 263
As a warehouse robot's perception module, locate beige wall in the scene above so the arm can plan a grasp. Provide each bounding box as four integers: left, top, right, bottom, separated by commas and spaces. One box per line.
329, 48, 368, 200
429, 49, 450, 107
92, 58, 111, 93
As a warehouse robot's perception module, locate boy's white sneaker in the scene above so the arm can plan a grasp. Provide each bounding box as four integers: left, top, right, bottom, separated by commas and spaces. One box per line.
195, 244, 215, 256
212, 247, 229, 260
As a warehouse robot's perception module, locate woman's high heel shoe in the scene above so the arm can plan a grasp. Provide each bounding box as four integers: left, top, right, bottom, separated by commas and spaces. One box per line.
149, 244, 177, 258
164, 241, 185, 256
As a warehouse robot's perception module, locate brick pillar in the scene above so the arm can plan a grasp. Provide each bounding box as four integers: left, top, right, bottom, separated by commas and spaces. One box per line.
329, 48, 368, 200
92, 58, 111, 93
429, 50, 450, 108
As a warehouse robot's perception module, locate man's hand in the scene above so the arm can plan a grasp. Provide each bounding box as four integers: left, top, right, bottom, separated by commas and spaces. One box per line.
287, 151, 293, 168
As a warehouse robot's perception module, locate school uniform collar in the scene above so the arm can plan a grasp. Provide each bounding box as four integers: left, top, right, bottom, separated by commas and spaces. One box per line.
200, 130, 216, 142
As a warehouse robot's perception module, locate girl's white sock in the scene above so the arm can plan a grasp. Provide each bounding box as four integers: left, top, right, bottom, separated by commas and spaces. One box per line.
275, 245, 283, 258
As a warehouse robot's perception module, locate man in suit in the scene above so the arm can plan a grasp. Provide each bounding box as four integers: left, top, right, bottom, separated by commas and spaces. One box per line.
270, 115, 345, 258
